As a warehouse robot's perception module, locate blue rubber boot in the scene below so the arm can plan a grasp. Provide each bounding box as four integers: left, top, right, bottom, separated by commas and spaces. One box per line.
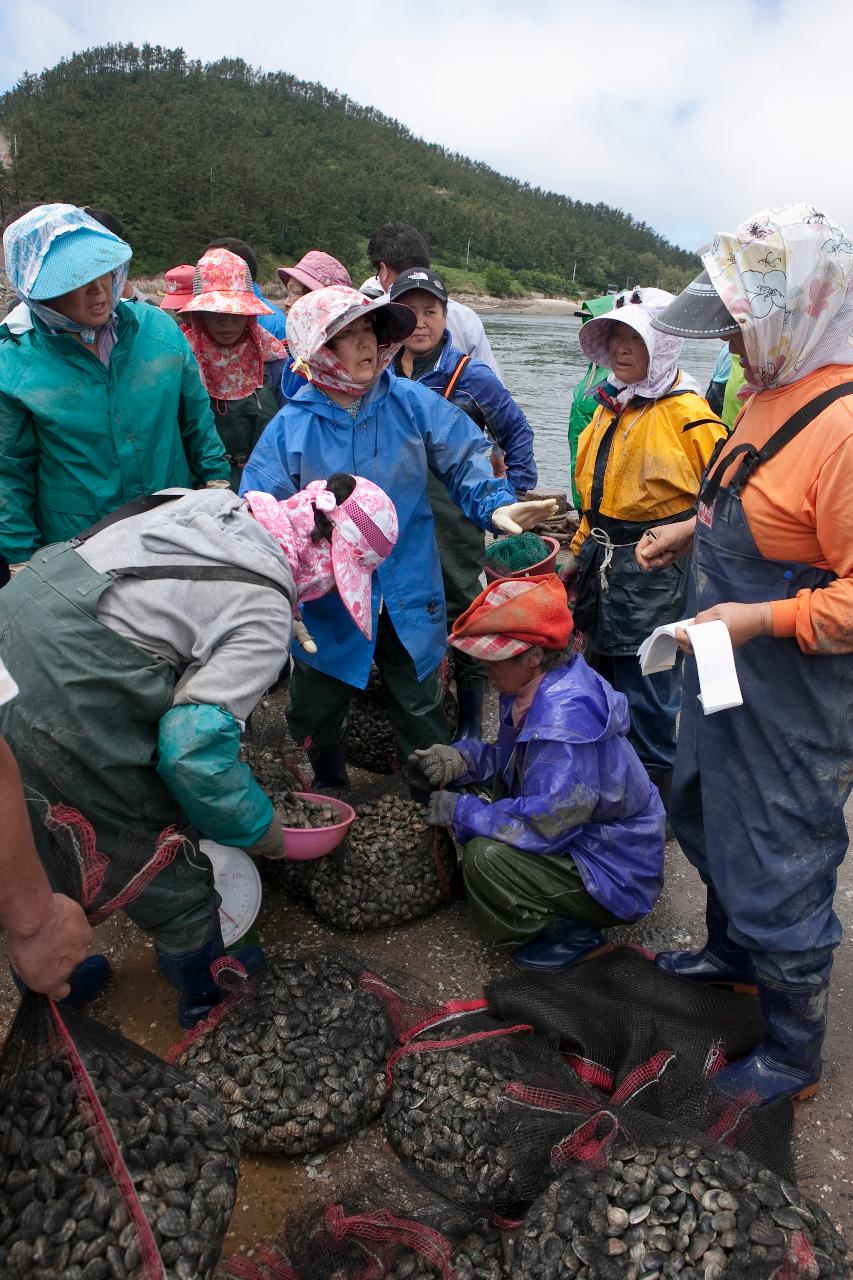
655, 887, 757, 991
156, 928, 266, 1029
456, 685, 485, 741
712, 978, 827, 1104
11, 954, 112, 1008
513, 920, 607, 971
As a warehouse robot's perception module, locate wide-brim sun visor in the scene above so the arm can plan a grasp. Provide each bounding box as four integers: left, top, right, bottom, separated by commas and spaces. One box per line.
651, 270, 740, 340
325, 296, 416, 347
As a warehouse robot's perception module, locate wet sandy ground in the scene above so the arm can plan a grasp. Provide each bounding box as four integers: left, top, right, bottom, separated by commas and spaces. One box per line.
1, 686, 851, 1269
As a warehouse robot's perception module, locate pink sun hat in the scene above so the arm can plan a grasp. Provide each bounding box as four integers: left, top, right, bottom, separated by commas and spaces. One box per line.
245, 477, 398, 640
181, 248, 273, 316
160, 264, 195, 311
277, 249, 352, 293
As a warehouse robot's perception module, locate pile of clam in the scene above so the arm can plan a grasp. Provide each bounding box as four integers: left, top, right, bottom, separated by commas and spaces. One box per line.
276, 792, 456, 930
510, 1136, 848, 1279
278, 791, 341, 830
346, 667, 458, 774
384, 1027, 540, 1213
0, 1037, 238, 1280
173, 953, 393, 1156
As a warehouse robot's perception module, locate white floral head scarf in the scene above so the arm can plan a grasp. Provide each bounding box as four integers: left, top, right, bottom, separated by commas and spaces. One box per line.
285, 286, 414, 397
703, 203, 853, 391
578, 294, 696, 408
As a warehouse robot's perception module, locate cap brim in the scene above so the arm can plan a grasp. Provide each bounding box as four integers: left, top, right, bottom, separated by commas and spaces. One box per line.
29, 229, 132, 301
389, 281, 448, 306
182, 292, 272, 316
448, 632, 530, 660
326, 297, 416, 345
651, 270, 740, 339
160, 293, 193, 311
277, 265, 322, 292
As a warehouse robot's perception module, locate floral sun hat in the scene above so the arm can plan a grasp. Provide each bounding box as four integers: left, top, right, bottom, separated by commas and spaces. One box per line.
285, 286, 416, 396
181, 248, 272, 317
578, 294, 687, 407
245, 477, 398, 639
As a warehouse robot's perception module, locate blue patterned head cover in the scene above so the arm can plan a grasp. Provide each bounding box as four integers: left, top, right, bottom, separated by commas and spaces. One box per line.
3, 202, 131, 302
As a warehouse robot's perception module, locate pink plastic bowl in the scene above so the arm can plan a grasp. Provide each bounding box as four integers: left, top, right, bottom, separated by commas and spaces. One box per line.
282, 791, 356, 861
484, 535, 561, 583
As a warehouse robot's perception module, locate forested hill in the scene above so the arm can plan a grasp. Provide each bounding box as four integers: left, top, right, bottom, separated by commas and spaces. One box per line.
0, 45, 698, 292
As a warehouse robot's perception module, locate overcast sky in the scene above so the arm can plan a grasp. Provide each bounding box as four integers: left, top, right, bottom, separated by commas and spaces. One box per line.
1, 0, 849, 252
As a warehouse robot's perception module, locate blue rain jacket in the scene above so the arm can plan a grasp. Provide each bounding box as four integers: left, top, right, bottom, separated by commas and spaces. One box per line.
416, 333, 537, 492
452, 655, 665, 921
253, 284, 287, 340
240, 369, 516, 687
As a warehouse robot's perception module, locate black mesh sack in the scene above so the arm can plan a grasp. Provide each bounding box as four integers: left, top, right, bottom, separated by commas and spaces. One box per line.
271, 780, 457, 931
382, 1003, 600, 1216
486, 946, 766, 1093
169, 948, 395, 1156
216, 1165, 510, 1280
510, 1125, 847, 1279
0, 993, 239, 1280
346, 664, 458, 774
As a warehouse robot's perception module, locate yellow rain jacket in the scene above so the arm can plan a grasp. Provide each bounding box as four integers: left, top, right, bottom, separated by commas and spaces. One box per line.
570, 379, 725, 654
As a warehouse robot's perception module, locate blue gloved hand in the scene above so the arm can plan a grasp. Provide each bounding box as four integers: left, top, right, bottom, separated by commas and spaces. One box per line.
424, 789, 459, 828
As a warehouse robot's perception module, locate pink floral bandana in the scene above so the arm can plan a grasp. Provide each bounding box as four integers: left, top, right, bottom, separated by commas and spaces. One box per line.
245, 477, 398, 639
703, 203, 853, 391
185, 315, 288, 401
285, 285, 413, 397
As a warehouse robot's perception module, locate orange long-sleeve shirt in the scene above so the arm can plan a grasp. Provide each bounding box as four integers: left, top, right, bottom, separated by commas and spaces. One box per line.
715, 364, 853, 654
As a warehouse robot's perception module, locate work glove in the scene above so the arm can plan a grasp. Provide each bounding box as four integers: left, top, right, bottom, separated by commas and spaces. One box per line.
243, 807, 286, 860
408, 745, 467, 790
491, 498, 558, 535
424, 789, 459, 828
292, 613, 318, 655
205, 479, 231, 490
559, 551, 581, 584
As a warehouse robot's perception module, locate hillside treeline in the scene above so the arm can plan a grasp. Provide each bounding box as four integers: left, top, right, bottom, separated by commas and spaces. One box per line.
0, 44, 698, 292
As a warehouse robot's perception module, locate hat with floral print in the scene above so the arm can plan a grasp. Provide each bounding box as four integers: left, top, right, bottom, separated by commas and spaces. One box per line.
286, 285, 416, 397
160, 264, 195, 311
449, 574, 573, 660
181, 248, 273, 317
245, 476, 398, 640
277, 250, 352, 293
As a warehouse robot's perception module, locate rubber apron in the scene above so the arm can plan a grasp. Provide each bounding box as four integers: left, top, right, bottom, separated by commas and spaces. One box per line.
671, 383, 853, 986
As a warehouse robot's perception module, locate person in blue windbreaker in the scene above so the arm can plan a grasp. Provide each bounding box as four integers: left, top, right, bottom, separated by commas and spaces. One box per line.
240, 286, 556, 793
389, 267, 538, 739
410, 575, 665, 970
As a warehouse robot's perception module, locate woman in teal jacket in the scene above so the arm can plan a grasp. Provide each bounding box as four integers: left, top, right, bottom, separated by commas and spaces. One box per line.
0, 204, 229, 568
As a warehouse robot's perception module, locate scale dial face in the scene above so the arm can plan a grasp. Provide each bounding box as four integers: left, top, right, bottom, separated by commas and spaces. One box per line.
199, 840, 263, 946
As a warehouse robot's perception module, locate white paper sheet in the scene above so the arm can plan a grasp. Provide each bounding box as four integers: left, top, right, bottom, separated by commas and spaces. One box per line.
637, 618, 743, 715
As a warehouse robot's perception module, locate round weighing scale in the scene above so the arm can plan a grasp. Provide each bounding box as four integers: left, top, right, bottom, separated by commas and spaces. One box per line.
200, 840, 263, 947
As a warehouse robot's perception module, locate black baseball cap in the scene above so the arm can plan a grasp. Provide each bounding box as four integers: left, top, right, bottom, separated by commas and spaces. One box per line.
651, 269, 741, 340
389, 267, 449, 306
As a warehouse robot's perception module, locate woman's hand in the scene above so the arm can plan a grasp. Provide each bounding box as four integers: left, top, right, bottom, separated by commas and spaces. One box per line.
636, 518, 696, 571
492, 498, 558, 534
675, 602, 773, 654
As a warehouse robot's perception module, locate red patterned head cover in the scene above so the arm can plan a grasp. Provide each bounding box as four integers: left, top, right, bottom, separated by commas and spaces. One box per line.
449, 574, 573, 660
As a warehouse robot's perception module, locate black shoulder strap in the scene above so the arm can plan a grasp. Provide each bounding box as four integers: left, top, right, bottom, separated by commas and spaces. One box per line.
109, 565, 291, 599
701, 380, 853, 508
70, 494, 183, 545
586, 410, 623, 519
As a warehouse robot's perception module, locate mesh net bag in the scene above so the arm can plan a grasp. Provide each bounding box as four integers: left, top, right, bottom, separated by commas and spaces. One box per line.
484, 534, 551, 576
509, 1120, 847, 1279
486, 945, 766, 1094
216, 1164, 510, 1280
0, 995, 239, 1280
271, 781, 458, 931
346, 665, 458, 774
381, 1001, 599, 1216
168, 948, 395, 1156
0, 806, 238, 1279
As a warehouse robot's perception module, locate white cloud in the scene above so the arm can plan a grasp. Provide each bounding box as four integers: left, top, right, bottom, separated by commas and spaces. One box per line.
1, 0, 850, 250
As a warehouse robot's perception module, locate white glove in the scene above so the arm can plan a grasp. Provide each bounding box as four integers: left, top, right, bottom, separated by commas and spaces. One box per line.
292, 616, 317, 655
491, 498, 558, 535
408, 745, 467, 788
244, 807, 286, 860
205, 479, 231, 490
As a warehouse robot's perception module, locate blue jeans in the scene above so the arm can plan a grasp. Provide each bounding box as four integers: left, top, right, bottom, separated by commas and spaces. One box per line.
593, 652, 682, 781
